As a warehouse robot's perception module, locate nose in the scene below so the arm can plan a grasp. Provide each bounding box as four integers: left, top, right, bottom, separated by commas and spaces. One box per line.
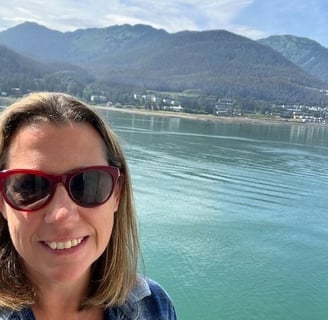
44, 184, 80, 224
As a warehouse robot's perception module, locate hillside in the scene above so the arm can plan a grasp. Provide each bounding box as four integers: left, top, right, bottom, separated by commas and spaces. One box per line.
90, 29, 326, 104
0, 22, 327, 105
0, 44, 94, 95
0, 22, 70, 61
0, 22, 168, 63
0, 44, 48, 93
259, 35, 328, 84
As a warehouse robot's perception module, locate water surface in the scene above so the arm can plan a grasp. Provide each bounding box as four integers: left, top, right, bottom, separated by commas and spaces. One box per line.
100, 110, 328, 320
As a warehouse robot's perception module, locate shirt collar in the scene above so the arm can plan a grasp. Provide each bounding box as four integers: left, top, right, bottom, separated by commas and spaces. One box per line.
105, 275, 151, 320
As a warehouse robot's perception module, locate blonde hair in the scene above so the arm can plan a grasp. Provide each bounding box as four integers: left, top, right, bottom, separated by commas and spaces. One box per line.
0, 92, 140, 310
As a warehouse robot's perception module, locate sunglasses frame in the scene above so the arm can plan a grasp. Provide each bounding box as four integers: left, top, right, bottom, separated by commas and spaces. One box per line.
0, 165, 120, 212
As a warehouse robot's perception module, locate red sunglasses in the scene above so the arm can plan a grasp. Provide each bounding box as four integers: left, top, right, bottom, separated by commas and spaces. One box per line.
0, 166, 120, 212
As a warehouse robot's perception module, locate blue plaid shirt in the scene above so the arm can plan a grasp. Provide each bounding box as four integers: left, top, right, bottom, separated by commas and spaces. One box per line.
0, 276, 177, 320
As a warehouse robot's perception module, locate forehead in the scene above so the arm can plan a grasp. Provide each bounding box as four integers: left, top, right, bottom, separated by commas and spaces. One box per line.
10, 120, 101, 144
5, 122, 107, 171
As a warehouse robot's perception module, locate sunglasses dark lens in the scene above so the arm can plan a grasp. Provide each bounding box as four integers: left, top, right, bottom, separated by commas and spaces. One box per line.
4, 174, 52, 210
69, 169, 114, 206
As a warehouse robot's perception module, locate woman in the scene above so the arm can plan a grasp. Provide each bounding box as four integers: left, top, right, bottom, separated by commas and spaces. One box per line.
0, 92, 176, 319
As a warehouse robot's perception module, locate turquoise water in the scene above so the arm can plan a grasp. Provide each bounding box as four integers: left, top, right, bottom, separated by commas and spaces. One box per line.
101, 110, 328, 320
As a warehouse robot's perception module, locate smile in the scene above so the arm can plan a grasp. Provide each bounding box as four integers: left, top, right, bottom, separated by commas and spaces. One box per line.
45, 237, 84, 250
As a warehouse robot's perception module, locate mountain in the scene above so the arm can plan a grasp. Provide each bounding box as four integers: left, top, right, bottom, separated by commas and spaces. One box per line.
0, 22, 327, 105
259, 35, 328, 84
0, 22, 168, 63
89, 29, 327, 104
0, 44, 48, 93
0, 22, 70, 61
0, 44, 94, 95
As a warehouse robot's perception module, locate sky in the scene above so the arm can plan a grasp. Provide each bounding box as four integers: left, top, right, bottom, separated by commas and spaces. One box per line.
0, 0, 327, 47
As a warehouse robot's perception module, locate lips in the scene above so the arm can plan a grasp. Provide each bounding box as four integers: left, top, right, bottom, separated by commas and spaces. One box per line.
45, 237, 84, 250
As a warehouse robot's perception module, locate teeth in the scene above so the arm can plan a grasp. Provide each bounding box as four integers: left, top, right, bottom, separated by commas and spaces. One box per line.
46, 237, 83, 250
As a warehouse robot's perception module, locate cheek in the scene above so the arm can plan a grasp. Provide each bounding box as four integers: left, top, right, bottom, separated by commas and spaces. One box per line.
98, 210, 115, 242
0, 198, 8, 220
2, 208, 37, 253
112, 184, 122, 213
5, 215, 25, 254
90, 204, 116, 248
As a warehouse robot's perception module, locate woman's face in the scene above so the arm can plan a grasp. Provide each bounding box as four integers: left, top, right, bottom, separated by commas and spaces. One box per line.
0, 122, 121, 287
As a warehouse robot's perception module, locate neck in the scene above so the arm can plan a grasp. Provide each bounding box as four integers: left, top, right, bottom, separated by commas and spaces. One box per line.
32, 304, 103, 320
31, 276, 98, 319
32, 283, 103, 320
37, 283, 83, 308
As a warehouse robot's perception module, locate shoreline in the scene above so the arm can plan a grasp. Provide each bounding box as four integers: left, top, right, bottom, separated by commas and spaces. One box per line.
94, 106, 326, 127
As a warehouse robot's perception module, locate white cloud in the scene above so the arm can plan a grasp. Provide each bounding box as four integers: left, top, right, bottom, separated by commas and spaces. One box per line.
0, 0, 255, 33
2, 0, 325, 46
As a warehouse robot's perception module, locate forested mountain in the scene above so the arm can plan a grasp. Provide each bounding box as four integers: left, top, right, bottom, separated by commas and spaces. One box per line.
259, 35, 328, 84
0, 44, 94, 94
0, 44, 46, 91
0, 22, 327, 105
0, 22, 167, 63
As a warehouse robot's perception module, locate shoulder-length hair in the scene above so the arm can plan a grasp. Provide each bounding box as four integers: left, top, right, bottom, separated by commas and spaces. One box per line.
0, 92, 139, 310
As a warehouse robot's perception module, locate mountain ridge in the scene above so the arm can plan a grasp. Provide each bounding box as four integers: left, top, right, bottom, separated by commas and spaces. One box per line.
258, 34, 328, 83
0, 22, 327, 106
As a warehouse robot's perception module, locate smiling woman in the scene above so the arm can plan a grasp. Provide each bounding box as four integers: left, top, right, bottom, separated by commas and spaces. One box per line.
0, 92, 176, 320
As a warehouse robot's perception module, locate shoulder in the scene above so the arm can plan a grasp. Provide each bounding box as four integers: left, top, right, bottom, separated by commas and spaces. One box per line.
0, 308, 13, 320
105, 275, 177, 320
138, 277, 176, 318
0, 307, 34, 320
144, 279, 177, 311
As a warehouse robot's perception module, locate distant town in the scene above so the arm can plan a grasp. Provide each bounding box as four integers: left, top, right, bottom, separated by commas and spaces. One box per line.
1, 89, 327, 125
89, 92, 327, 125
